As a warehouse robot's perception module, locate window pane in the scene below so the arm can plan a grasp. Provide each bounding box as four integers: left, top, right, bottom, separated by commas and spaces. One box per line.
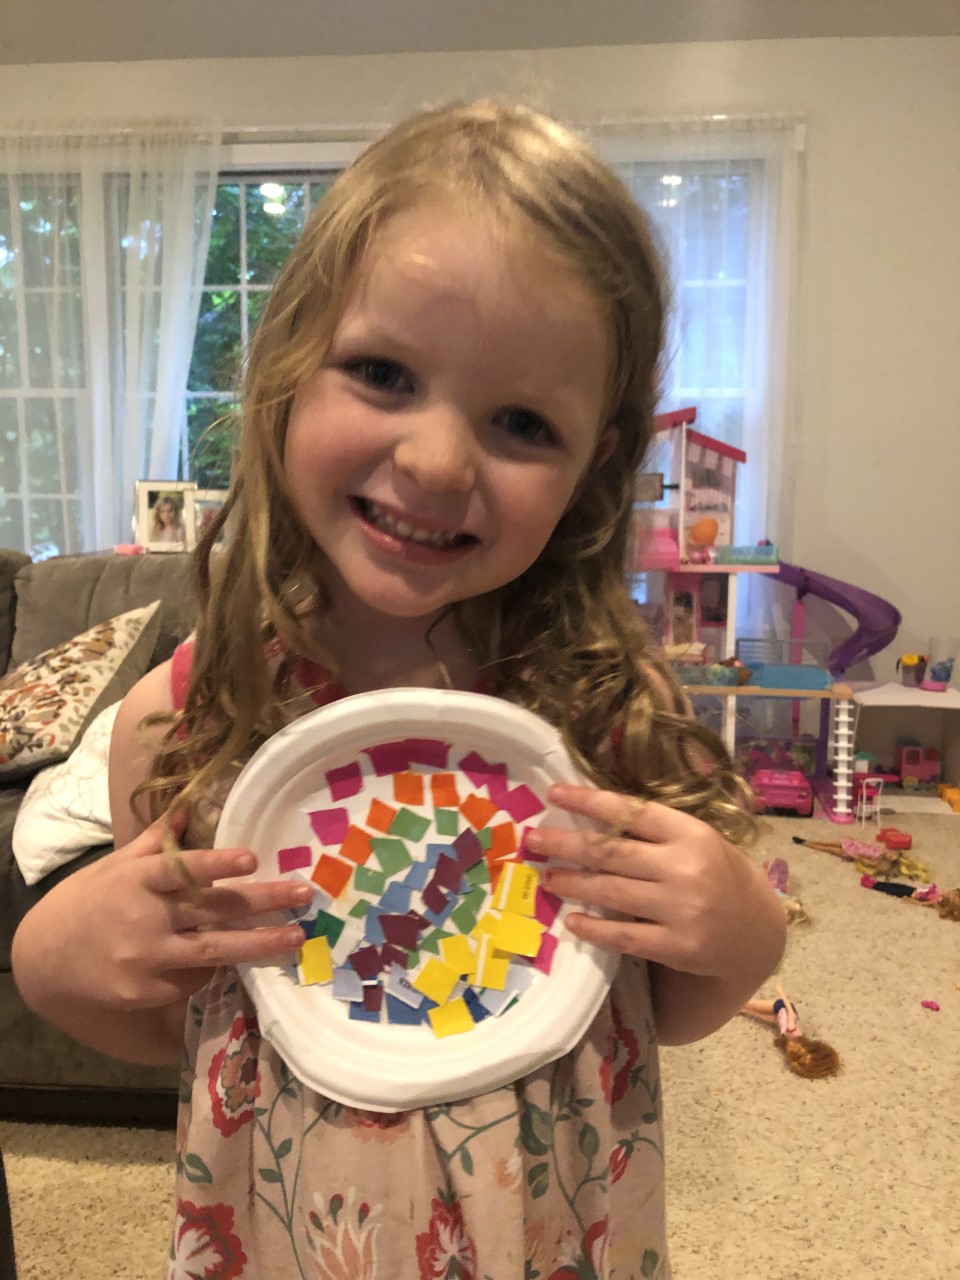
24, 397, 63, 490
0, 189, 16, 290
0, 398, 20, 492
19, 180, 81, 288
309, 180, 334, 212
187, 396, 239, 490
677, 281, 746, 391
28, 495, 68, 558
189, 288, 242, 392
0, 291, 20, 387
205, 184, 241, 286
0, 494, 24, 550
247, 288, 270, 341
245, 182, 306, 284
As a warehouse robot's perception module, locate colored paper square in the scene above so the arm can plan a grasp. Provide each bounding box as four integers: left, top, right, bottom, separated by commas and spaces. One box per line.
487, 774, 509, 807
465, 860, 491, 888
308, 808, 350, 846
428, 997, 475, 1038
348, 899, 371, 918
493, 911, 545, 957
340, 825, 373, 866
277, 844, 312, 873
449, 899, 481, 935
533, 931, 559, 974
457, 751, 508, 790
430, 772, 460, 808
381, 882, 413, 914
386, 994, 428, 1025
363, 741, 412, 775
412, 957, 460, 1005
363, 909, 385, 946
493, 863, 540, 917
422, 880, 450, 915
330, 919, 366, 966
477, 827, 493, 851
535, 887, 562, 928
433, 854, 463, 893
354, 866, 387, 896
389, 808, 432, 842
485, 853, 505, 891
309, 910, 346, 947
311, 855, 352, 899
326, 762, 363, 801
393, 770, 425, 805
384, 964, 425, 1009
349, 1001, 382, 1023
366, 798, 398, 833
462, 987, 491, 1023
362, 984, 384, 1014
405, 738, 450, 768
381, 913, 422, 949
471, 910, 501, 939
440, 934, 477, 978
489, 821, 518, 859
371, 838, 414, 876
298, 936, 333, 985
332, 966, 364, 1001
347, 945, 383, 981
380, 943, 411, 970
475, 934, 510, 990
402, 860, 431, 891
499, 785, 545, 823
423, 898, 457, 928
434, 808, 460, 836
420, 927, 453, 956
461, 793, 499, 831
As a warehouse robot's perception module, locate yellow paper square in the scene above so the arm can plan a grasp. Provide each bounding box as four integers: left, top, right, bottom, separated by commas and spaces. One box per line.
475, 934, 510, 990
470, 910, 501, 942
411, 957, 460, 1006
439, 934, 477, 978
493, 911, 545, 957
428, 997, 475, 1038
493, 862, 540, 916
298, 936, 333, 985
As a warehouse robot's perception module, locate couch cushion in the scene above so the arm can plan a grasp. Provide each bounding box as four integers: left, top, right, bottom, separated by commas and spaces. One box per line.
10, 551, 195, 669
0, 602, 161, 781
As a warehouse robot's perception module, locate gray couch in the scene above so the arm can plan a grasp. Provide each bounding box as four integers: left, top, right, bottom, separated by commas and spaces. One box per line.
0, 548, 198, 1125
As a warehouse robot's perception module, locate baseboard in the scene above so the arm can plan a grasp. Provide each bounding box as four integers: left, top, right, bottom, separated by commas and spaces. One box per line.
0, 1083, 177, 1128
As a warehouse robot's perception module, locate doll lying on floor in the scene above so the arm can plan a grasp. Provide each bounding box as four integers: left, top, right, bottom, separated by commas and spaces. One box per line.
740, 987, 841, 1079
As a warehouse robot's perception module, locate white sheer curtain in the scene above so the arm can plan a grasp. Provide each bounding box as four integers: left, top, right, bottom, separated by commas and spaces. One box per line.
595, 117, 804, 635
0, 121, 222, 553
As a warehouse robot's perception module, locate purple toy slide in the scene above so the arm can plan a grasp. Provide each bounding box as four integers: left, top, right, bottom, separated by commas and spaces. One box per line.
773, 562, 901, 676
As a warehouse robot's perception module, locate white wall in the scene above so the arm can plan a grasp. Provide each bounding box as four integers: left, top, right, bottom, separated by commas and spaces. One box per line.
3, 36, 958, 679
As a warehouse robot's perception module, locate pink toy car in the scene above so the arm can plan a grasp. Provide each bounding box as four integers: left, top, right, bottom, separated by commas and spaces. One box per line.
749, 768, 814, 817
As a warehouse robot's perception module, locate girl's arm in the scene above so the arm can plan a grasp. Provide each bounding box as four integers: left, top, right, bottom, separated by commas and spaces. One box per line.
525, 784, 787, 1046
12, 662, 308, 1064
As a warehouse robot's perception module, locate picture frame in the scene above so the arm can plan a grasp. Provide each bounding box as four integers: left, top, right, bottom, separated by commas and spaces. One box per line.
192, 489, 230, 547
134, 480, 197, 553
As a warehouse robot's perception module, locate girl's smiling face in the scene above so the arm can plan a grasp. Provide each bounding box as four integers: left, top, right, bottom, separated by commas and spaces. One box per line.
283, 204, 614, 626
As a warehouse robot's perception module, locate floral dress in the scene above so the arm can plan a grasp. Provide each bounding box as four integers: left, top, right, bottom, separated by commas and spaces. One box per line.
166, 644, 670, 1280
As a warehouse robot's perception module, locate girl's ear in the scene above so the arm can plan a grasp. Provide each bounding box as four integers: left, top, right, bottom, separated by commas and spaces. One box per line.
592, 423, 619, 470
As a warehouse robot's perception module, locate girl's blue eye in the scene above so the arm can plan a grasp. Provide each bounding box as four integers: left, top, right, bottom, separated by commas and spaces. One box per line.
345, 358, 412, 394
496, 407, 556, 445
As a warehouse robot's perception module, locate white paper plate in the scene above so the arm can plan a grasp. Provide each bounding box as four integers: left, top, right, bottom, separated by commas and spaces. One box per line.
215, 687, 618, 1111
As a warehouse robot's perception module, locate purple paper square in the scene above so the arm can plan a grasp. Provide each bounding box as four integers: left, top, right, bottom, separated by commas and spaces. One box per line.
535, 887, 562, 928
404, 737, 451, 768
347, 946, 383, 981
452, 828, 483, 869
457, 750, 508, 790
433, 854, 463, 892
308, 807, 350, 845
363, 741, 411, 775
422, 880, 451, 915
325, 763, 363, 800
500, 785, 545, 822
381, 914, 421, 949
277, 844, 312, 874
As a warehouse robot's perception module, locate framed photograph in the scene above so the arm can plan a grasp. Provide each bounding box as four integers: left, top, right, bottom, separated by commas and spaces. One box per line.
134, 481, 197, 553
192, 489, 230, 547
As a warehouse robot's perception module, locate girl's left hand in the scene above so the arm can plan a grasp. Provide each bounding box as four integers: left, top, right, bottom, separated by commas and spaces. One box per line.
526, 783, 785, 983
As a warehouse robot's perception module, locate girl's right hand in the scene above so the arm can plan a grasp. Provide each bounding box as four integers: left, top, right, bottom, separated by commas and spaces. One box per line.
14, 812, 309, 1014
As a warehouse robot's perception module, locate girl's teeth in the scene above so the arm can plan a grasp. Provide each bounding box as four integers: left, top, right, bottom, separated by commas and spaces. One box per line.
365, 501, 460, 548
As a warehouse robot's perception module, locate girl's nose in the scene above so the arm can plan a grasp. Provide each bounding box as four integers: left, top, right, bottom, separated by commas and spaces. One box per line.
393, 407, 477, 493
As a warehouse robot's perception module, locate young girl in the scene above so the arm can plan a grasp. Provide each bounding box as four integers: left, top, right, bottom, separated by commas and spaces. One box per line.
13, 101, 786, 1278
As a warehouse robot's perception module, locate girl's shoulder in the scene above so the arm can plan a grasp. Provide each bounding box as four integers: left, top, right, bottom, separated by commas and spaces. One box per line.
108, 658, 176, 844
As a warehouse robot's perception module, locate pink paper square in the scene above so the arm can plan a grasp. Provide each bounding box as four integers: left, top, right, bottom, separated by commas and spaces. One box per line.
308, 807, 350, 845
277, 844, 312, 873
533, 931, 559, 974
326, 762, 363, 800
535, 887, 562, 928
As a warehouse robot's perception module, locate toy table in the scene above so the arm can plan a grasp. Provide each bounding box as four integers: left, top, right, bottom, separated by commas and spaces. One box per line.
851, 682, 960, 808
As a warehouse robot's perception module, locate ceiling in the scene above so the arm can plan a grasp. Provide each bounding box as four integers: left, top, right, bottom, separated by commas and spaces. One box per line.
3, 0, 959, 65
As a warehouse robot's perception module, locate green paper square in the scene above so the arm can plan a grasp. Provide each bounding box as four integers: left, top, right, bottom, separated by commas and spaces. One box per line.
477, 827, 493, 851
465, 861, 491, 888
371, 837, 414, 876
354, 866, 387, 895
348, 899, 370, 919
310, 910, 345, 946
449, 900, 480, 934
389, 808, 432, 841
419, 928, 453, 956
434, 807, 459, 836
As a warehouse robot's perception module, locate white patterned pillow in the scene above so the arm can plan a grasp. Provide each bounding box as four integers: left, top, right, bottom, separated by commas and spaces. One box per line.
13, 700, 118, 886
0, 601, 160, 780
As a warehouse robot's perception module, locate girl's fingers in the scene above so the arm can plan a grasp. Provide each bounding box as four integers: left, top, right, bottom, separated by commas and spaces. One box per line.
143, 844, 259, 896
546, 784, 688, 843
168, 880, 315, 932
167, 922, 305, 970
562, 911, 667, 963
530, 826, 659, 880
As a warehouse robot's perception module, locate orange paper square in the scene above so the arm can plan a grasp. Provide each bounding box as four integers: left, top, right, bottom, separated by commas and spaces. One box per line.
488, 821, 518, 858
430, 772, 460, 808
461, 793, 499, 831
339, 825, 373, 866
311, 854, 352, 899
393, 771, 425, 805
366, 798, 397, 833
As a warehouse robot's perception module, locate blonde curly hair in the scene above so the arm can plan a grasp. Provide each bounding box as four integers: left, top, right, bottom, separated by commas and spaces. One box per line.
138, 100, 757, 848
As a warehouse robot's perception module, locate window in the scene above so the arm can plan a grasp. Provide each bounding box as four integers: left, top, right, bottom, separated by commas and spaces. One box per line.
187, 174, 337, 489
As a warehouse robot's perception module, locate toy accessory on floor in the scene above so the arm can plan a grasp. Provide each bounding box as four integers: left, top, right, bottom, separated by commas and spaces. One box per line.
739, 986, 841, 1079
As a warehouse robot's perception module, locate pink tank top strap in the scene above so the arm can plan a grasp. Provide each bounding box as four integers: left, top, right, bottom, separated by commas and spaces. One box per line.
170, 639, 195, 712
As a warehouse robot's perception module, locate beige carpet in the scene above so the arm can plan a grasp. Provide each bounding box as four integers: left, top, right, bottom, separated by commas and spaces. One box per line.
2, 813, 957, 1280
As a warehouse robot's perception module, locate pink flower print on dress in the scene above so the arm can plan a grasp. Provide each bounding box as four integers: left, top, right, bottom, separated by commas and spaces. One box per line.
208, 1014, 260, 1137
167, 1200, 246, 1280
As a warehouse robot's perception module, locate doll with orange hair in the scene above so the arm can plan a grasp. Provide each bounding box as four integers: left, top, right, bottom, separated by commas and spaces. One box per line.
740, 985, 841, 1079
